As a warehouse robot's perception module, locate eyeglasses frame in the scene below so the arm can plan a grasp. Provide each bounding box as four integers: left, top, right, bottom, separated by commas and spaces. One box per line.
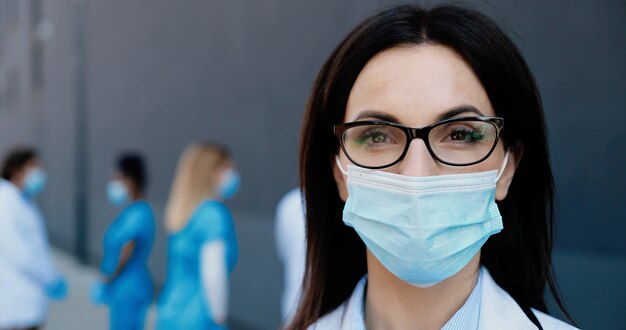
333, 116, 504, 169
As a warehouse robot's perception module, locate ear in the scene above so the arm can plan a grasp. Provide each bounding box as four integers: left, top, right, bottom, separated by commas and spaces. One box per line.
495, 145, 523, 201
332, 157, 349, 202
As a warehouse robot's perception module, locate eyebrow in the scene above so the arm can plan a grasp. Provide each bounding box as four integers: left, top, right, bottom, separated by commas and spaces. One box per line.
353, 110, 400, 123
352, 105, 485, 125
435, 105, 485, 122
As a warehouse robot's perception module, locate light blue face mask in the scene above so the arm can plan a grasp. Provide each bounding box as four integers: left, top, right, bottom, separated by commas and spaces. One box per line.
107, 180, 129, 206
218, 169, 240, 200
22, 168, 47, 198
337, 153, 509, 287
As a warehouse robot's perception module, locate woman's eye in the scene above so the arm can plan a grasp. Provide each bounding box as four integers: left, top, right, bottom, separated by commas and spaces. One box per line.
448, 128, 485, 142
357, 131, 390, 144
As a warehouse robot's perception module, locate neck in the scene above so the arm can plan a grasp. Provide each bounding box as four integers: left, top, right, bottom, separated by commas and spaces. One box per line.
365, 251, 480, 330
131, 190, 143, 202
9, 177, 24, 191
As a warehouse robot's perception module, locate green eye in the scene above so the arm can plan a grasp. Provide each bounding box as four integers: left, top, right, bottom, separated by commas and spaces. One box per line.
357, 131, 389, 144
468, 130, 485, 141
450, 128, 485, 142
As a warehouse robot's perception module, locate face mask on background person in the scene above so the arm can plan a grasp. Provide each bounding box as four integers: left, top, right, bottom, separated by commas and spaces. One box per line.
107, 180, 129, 206
337, 152, 509, 287
22, 167, 48, 198
217, 169, 240, 200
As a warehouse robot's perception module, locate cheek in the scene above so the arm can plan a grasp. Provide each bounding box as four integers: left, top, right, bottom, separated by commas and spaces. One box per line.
470, 145, 507, 173
333, 154, 349, 202
337, 178, 348, 201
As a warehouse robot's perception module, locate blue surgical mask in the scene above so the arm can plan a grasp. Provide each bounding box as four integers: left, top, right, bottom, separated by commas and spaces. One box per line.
218, 169, 240, 200
107, 180, 129, 206
22, 168, 47, 198
336, 153, 509, 287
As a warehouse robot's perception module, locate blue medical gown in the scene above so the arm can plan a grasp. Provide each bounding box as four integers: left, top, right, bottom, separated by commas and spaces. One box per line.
156, 200, 239, 330
100, 201, 155, 330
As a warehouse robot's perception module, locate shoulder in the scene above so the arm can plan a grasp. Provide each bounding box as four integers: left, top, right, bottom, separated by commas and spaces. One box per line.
0, 181, 33, 220
276, 188, 305, 225
192, 200, 232, 230
120, 201, 154, 221
126, 200, 153, 214
0, 179, 9, 194
533, 310, 579, 330
277, 188, 303, 212
479, 268, 577, 329
0, 179, 21, 204
275, 188, 305, 239
307, 275, 366, 330
197, 200, 230, 216
306, 306, 346, 330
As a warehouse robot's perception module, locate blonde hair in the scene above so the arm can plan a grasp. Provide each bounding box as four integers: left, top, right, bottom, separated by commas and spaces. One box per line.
164, 142, 230, 232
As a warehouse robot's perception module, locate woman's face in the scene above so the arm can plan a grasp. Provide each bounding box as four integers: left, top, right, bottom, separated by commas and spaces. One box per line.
214, 159, 234, 188
14, 158, 41, 188
217, 161, 232, 179
334, 44, 518, 201
112, 171, 137, 199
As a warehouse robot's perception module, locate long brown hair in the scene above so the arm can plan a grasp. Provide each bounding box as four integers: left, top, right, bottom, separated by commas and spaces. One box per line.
292, 4, 572, 329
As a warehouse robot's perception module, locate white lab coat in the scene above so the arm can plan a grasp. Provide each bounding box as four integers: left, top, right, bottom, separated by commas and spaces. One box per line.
0, 179, 60, 328
275, 188, 307, 323
309, 267, 577, 330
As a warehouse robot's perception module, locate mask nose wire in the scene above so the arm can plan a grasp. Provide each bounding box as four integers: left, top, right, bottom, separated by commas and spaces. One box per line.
335, 156, 349, 176
495, 150, 510, 183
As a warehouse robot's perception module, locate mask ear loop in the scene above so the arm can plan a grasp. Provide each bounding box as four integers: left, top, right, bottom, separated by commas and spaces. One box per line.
335, 156, 349, 176
495, 150, 510, 183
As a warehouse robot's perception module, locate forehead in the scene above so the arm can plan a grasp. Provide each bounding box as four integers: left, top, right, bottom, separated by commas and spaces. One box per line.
345, 44, 494, 125
25, 157, 41, 167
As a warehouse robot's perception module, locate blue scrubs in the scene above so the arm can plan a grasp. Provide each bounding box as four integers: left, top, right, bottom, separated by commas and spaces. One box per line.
100, 201, 155, 330
156, 200, 239, 330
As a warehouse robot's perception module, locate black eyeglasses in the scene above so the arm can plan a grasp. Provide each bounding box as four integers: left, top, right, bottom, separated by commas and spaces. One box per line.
334, 116, 504, 169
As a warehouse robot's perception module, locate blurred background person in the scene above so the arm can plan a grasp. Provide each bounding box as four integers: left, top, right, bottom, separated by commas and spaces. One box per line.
156, 142, 240, 330
274, 188, 306, 325
0, 147, 67, 330
0, 1, 622, 328
91, 153, 155, 330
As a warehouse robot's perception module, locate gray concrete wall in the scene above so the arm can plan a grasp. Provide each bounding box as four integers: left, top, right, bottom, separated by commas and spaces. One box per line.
1, 0, 624, 329
0, 0, 41, 148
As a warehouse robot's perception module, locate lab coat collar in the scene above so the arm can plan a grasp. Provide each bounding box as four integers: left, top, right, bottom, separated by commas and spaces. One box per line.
310, 266, 542, 329
478, 268, 537, 329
